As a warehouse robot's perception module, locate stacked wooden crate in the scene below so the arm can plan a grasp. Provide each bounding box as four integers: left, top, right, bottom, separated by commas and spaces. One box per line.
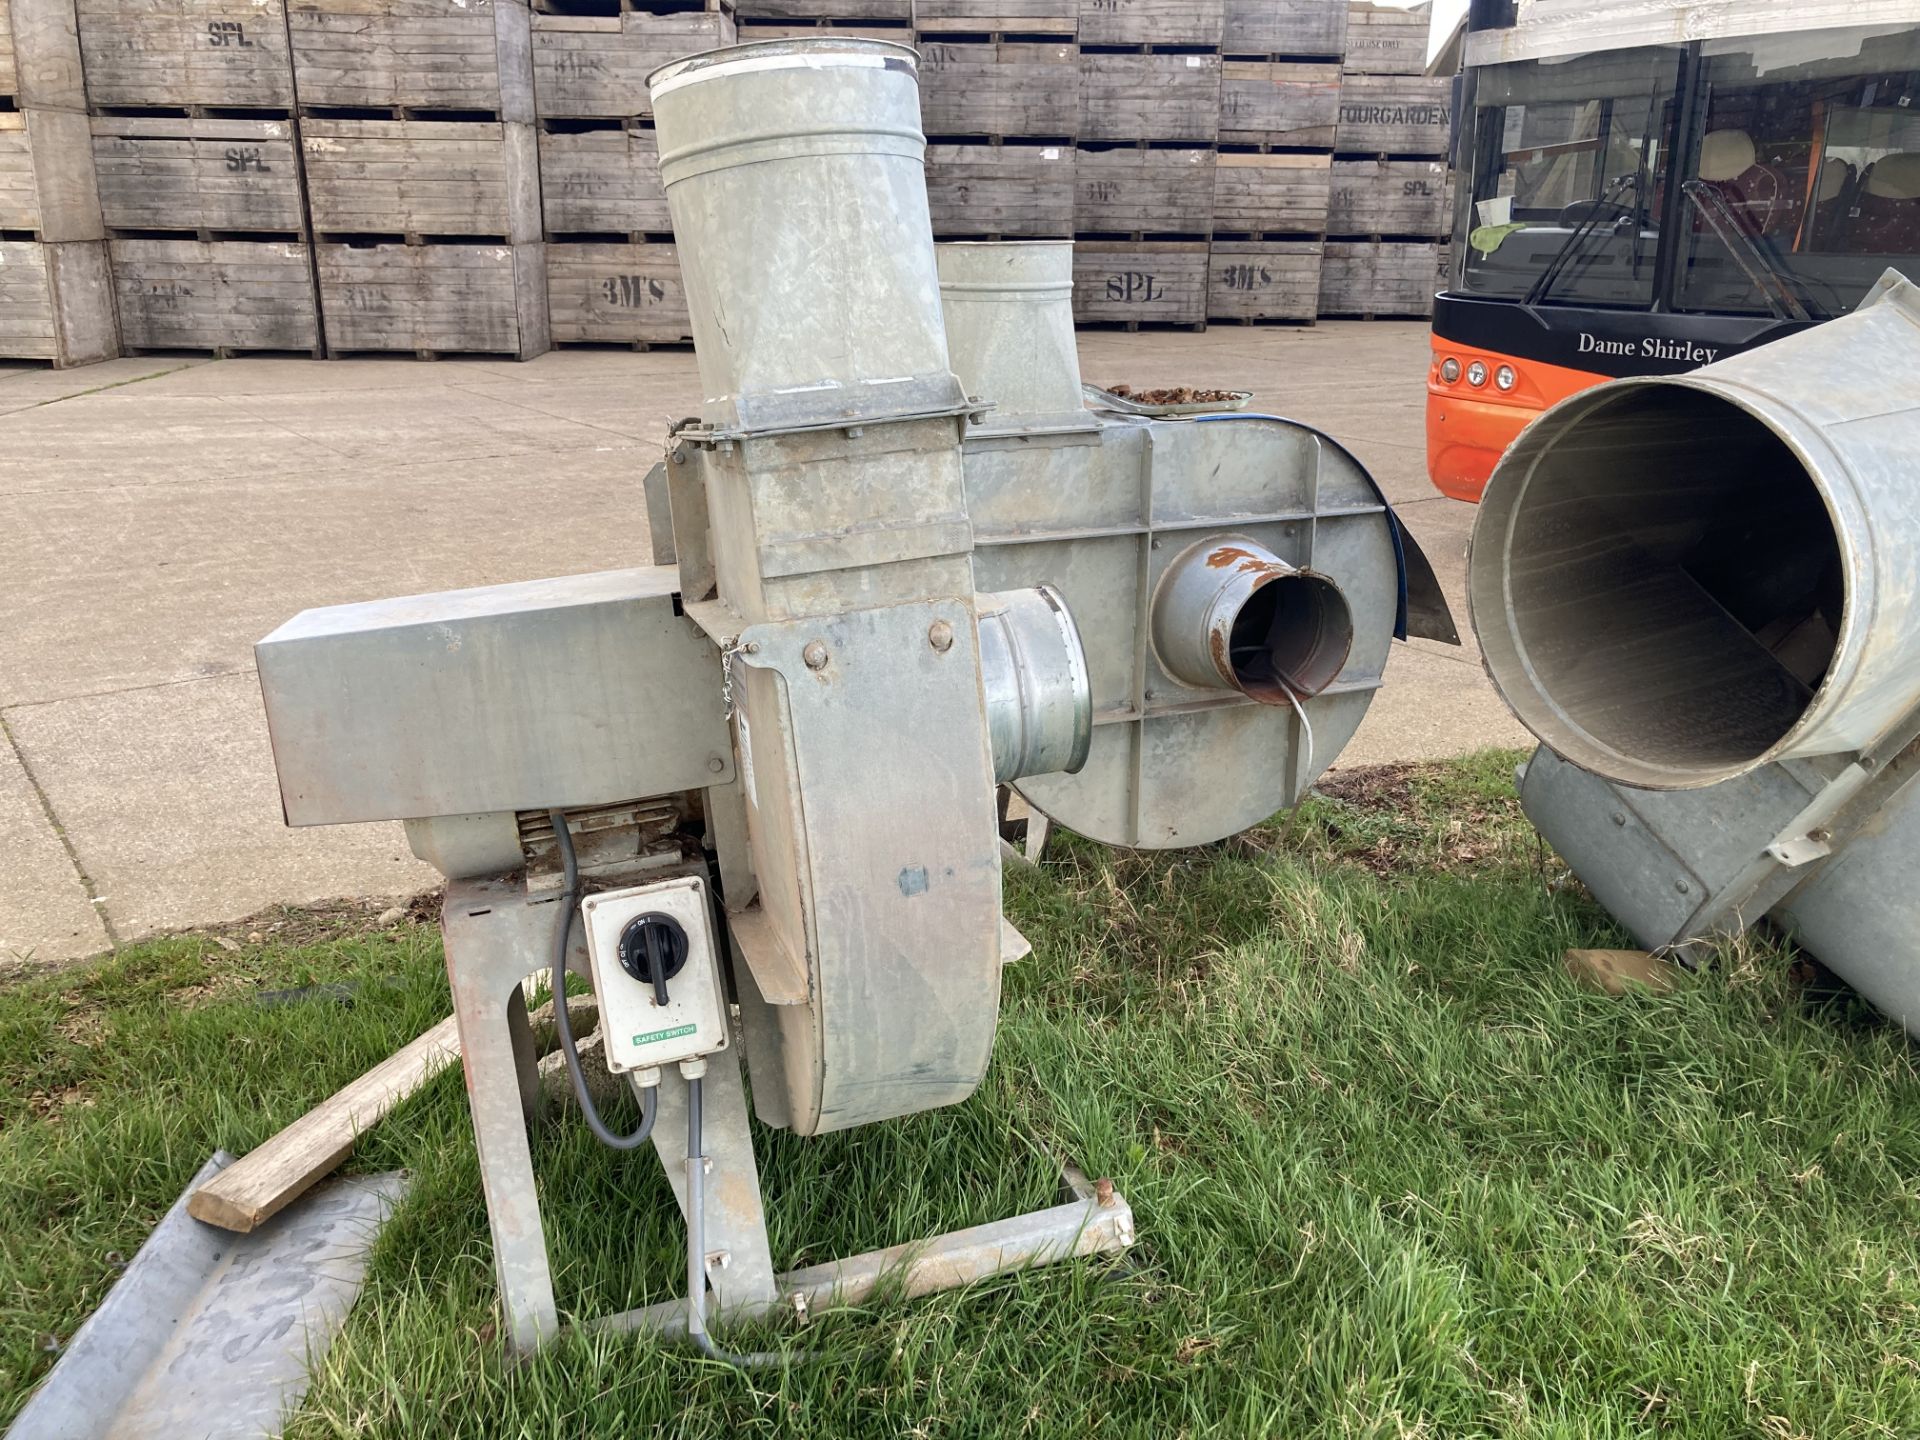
0, 0, 118, 365
531, 0, 734, 348
80, 0, 320, 355
1205, 0, 1345, 324
1321, 0, 1449, 317
290, 0, 549, 357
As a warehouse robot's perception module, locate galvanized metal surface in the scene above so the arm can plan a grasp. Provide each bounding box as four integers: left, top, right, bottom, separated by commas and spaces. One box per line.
257, 568, 732, 826
6, 1154, 405, 1440
1471, 272, 1920, 791
978, 585, 1094, 783
936, 242, 1096, 437
968, 415, 1400, 848
648, 40, 968, 436
1149, 533, 1354, 703
596, 1178, 1134, 1339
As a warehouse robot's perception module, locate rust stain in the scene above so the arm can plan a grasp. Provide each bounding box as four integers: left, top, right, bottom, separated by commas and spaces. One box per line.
1209, 623, 1232, 674
1203, 544, 1287, 578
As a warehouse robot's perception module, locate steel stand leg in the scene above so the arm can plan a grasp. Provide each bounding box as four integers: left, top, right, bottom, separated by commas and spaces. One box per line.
444, 876, 567, 1354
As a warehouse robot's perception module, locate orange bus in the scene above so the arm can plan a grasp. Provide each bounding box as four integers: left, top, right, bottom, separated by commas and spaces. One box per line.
1429, 3, 1920, 501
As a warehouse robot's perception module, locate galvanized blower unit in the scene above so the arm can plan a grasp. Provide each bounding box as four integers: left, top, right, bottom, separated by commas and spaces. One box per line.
1470, 270, 1920, 1035
255, 38, 1452, 1355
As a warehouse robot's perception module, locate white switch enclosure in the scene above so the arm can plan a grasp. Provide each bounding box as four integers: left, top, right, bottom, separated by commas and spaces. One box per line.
580, 876, 729, 1073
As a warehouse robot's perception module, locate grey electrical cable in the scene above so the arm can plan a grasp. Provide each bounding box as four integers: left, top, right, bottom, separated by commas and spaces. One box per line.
685, 1074, 794, 1369
1275, 670, 1315, 780
548, 809, 658, 1151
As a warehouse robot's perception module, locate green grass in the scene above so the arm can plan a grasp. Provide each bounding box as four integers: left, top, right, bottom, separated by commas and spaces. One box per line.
7, 749, 1920, 1437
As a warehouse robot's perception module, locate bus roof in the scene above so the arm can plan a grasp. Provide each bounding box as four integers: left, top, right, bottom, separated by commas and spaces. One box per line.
1463, 0, 1920, 67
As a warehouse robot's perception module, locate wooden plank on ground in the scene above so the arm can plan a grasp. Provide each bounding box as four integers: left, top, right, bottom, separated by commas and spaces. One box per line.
188, 1013, 461, 1232
1565, 948, 1678, 997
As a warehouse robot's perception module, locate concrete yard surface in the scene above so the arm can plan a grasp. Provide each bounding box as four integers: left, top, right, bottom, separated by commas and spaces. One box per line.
0, 323, 1527, 967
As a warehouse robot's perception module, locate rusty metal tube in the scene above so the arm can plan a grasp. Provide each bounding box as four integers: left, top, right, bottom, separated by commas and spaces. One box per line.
1150, 536, 1354, 705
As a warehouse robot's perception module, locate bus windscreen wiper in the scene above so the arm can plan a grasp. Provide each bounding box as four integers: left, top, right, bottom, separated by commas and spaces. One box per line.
1524, 172, 1640, 306
1680, 179, 1819, 323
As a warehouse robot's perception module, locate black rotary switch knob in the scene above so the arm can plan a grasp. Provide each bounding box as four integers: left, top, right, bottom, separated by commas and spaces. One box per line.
618, 913, 689, 1008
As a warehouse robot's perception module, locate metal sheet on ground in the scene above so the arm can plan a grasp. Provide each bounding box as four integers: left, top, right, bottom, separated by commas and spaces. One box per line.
6, 1153, 406, 1440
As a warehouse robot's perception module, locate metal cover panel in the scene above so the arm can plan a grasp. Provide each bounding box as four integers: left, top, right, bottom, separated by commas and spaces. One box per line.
6, 1154, 405, 1440
257, 567, 731, 825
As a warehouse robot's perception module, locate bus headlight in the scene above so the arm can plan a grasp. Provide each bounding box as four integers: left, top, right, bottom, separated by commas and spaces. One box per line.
1439, 357, 1461, 383
1466, 361, 1489, 388
1494, 365, 1517, 392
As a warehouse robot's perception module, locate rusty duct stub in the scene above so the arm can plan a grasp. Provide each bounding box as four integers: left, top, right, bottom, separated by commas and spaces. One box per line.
1153, 536, 1355, 704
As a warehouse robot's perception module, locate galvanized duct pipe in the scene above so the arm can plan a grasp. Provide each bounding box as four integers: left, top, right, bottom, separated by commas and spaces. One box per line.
1470, 273, 1920, 790
936, 242, 1094, 436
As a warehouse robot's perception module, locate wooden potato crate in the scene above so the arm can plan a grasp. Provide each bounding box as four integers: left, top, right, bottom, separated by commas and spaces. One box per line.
547, 241, 689, 345
1080, 52, 1220, 144
1077, 0, 1223, 48
1074, 146, 1213, 235
1208, 239, 1321, 321
93, 117, 304, 233
1071, 240, 1206, 326
1328, 157, 1450, 235
110, 238, 320, 351
1212, 151, 1329, 234
316, 240, 545, 355
0, 109, 108, 241
1342, 1, 1430, 76
289, 0, 535, 116
76, 0, 296, 110
1335, 74, 1451, 156
918, 41, 1078, 138
0, 240, 118, 364
1221, 0, 1345, 57
302, 119, 539, 239
732, 0, 910, 19
925, 141, 1073, 235
531, 10, 734, 120
1218, 61, 1338, 146
1317, 238, 1439, 316
0, 0, 17, 99
539, 127, 669, 235
912, 0, 1076, 36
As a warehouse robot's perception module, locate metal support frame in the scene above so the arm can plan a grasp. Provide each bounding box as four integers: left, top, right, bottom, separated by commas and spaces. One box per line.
442, 874, 1134, 1355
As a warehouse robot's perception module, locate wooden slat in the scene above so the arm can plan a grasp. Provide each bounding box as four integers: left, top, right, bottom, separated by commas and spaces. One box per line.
76, 0, 296, 109
288, 0, 522, 113
918, 40, 1078, 138
925, 141, 1073, 235
1219, 60, 1338, 146
538, 128, 669, 234
531, 10, 733, 120
1077, 0, 1223, 47
1074, 146, 1213, 234
0, 239, 57, 358
1343, 1, 1431, 76
1080, 52, 1220, 144
316, 240, 524, 351
1221, 0, 1346, 56
1213, 150, 1330, 234
187, 1014, 460, 1232
1328, 157, 1451, 235
1208, 239, 1322, 320
1071, 240, 1207, 324
1317, 238, 1439, 315
303, 118, 519, 236
110, 238, 319, 349
733, 0, 910, 17
547, 241, 689, 343
912, 0, 1076, 35
0, 113, 36, 232
0, 0, 17, 99
92, 118, 303, 232
1334, 73, 1452, 157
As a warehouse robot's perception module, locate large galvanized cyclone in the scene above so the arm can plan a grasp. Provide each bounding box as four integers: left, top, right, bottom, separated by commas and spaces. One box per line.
648, 39, 968, 436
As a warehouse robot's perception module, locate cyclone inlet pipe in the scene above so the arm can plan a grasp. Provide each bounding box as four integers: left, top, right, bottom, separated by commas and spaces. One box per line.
1151, 536, 1355, 705
977, 586, 1093, 783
